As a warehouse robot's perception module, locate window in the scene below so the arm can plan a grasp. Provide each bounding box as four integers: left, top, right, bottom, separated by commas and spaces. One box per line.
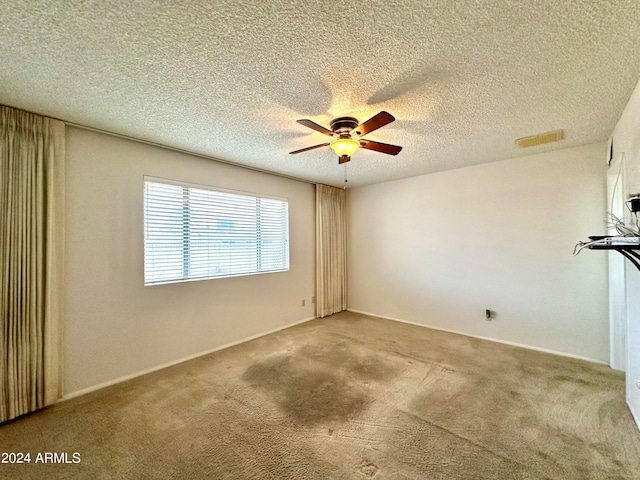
144, 178, 289, 285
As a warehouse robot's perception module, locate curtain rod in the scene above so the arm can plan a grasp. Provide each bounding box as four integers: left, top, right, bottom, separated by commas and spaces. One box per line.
1, 102, 314, 185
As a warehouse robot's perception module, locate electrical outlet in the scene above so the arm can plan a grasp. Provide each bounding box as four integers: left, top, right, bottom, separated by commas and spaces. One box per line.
302, 299, 306, 307
312, 296, 316, 304
485, 309, 492, 320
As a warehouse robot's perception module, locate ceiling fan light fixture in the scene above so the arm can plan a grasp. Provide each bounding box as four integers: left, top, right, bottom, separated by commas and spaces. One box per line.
290, 111, 401, 162
330, 138, 360, 157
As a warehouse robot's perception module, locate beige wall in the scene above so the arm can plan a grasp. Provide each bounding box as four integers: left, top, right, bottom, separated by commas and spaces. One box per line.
612, 78, 640, 427
64, 127, 315, 396
348, 143, 609, 362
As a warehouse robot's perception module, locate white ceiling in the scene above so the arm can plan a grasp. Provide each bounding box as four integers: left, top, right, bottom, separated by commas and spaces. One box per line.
2, 1, 640, 188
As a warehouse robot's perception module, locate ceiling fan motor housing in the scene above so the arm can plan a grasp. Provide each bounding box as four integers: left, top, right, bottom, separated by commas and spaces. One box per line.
330, 116, 359, 135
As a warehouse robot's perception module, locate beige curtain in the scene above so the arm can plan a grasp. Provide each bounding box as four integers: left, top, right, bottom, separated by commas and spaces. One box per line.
1, 105, 64, 423
316, 184, 347, 318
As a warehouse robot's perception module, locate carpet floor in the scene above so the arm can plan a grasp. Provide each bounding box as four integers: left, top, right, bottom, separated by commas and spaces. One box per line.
1, 311, 639, 479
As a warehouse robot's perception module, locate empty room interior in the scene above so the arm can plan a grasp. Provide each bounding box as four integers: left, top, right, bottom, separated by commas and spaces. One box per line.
2, 1, 640, 479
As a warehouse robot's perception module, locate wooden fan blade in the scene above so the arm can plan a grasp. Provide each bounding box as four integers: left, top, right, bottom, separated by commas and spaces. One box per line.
360, 139, 403, 155
353, 111, 395, 136
296, 119, 334, 136
289, 142, 330, 154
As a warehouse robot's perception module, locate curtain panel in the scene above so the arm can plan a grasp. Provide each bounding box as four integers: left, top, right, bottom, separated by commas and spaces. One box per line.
0, 105, 65, 423
316, 184, 347, 318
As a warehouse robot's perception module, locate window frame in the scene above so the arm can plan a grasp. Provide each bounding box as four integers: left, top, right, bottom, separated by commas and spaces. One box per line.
143, 176, 290, 286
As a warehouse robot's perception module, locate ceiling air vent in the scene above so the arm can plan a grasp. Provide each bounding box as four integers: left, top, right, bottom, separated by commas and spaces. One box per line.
516, 129, 564, 148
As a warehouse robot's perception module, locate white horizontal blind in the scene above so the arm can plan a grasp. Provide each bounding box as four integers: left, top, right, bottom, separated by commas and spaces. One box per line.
144, 179, 289, 285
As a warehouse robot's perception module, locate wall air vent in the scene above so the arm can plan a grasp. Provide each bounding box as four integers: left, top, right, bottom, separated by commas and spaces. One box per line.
516, 129, 564, 148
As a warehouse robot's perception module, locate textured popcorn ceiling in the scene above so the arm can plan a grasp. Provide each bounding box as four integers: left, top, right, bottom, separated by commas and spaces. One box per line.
1, 1, 640, 187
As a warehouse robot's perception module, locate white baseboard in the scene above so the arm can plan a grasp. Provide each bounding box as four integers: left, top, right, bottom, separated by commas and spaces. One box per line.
61, 315, 317, 402
628, 398, 640, 433
347, 309, 607, 365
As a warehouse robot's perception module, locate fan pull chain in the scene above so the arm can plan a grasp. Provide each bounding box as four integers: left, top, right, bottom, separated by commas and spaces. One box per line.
344, 163, 348, 190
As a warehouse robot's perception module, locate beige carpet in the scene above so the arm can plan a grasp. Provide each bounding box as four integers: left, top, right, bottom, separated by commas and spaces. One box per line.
1, 311, 639, 479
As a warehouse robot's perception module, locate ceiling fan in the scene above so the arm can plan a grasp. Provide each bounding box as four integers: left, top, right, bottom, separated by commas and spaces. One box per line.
290, 111, 402, 164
